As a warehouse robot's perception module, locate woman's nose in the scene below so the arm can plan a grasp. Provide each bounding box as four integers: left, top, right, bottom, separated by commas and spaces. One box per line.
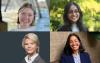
27, 44, 31, 48
25, 15, 29, 19
72, 12, 76, 16
72, 41, 76, 45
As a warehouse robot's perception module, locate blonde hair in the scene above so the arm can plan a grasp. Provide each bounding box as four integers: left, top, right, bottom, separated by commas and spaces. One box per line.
22, 33, 39, 53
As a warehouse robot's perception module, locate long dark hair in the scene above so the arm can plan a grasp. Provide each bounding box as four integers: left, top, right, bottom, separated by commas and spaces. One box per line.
63, 2, 86, 31
63, 33, 85, 55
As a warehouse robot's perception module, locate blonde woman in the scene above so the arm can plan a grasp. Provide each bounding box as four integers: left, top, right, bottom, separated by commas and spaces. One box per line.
21, 33, 45, 63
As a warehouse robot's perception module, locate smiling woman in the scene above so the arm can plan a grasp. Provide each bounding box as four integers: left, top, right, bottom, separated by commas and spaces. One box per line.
21, 33, 45, 63
58, 2, 88, 32
1, 0, 50, 31
10, 3, 36, 31
61, 33, 91, 63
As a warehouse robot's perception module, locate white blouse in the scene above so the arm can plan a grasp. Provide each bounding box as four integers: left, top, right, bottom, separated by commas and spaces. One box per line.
73, 53, 81, 63
25, 53, 39, 63
71, 24, 79, 32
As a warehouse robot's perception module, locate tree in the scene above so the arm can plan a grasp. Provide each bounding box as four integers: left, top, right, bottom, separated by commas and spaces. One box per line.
50, 0, 100, 31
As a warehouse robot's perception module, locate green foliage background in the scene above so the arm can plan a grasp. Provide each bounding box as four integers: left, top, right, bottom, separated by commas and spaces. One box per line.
50, 0, 100, 31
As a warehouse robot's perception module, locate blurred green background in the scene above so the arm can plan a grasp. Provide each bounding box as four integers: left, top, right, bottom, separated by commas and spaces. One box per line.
50, 0, 100, 31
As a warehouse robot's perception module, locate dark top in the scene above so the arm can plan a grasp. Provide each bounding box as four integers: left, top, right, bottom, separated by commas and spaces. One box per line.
58, 24, 88, 32
61, 52, 91, 63
21, 55, 46, 63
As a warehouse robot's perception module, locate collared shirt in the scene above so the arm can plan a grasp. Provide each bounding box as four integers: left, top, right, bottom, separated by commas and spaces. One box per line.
73, 53, 81, 63
71, 24, 79, 32
25, 53, 39, 63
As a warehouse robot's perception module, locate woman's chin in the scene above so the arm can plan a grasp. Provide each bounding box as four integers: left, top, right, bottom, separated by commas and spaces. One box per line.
72, 48, 79, 52
27, 51, 34, 54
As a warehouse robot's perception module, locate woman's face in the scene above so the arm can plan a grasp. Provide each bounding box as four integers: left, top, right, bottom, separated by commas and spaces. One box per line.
18, 8, 34, 28
24, 38, 38, 55
69, 35, 80, 52
68, 4, 80, 23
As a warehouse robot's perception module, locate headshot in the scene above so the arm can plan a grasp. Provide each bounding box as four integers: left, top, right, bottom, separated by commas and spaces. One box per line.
0, 32, 49, 63
58, 2, 88, 32
1, 0, 50, 31
50, 0, 100, 31
11, 3, 36, 31
21, 33, 45, 63
61, 33, 91, 63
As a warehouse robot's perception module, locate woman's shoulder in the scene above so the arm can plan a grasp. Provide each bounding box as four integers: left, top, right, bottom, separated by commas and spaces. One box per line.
81, 52, 89, 55
35, 55, 46, 63
61, 53, 72, 59
20, 59, 26, 63
80, 52, 90, 58
61, 53, 73, 63
80, 52, 91, 63
58, 25, 70, 31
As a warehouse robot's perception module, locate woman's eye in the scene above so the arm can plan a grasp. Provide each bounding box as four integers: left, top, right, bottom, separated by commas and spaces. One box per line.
70, 41, 74, 44
21, 12, 26, 15
75, 40, 78, 42
29, 15, 32, 17
30, 43, 33, 45
69, 10, 73, 13
28, 14, 33, 16
74, 10, 79, 13
24, 43, 28, 45
68, 9, 79, 13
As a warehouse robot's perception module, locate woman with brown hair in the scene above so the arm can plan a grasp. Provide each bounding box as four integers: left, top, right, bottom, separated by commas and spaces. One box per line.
11, 3, 36, 31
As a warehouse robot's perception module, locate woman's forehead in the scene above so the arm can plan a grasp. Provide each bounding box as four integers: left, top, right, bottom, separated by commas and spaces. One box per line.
19, 7, 33, 12
69, 4, 78, 10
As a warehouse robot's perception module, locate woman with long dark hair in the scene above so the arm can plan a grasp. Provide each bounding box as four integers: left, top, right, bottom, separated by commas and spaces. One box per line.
58, 2, 88, 32
61, 33, 91, 63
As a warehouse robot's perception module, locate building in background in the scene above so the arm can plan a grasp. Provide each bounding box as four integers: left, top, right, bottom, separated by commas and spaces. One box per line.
1, 0, 50, 31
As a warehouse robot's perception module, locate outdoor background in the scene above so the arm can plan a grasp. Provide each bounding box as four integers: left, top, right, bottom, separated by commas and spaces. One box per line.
50, 0, 100, 31
1, 0, 50, 31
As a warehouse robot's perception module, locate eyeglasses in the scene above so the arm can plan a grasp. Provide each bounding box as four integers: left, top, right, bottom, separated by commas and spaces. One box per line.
68, 9, 79, 14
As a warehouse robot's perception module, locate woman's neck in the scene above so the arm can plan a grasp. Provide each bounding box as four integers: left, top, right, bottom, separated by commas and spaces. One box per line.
19, 24, 30, 29
28, 52, 37, 58
73, 50, 79, 55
